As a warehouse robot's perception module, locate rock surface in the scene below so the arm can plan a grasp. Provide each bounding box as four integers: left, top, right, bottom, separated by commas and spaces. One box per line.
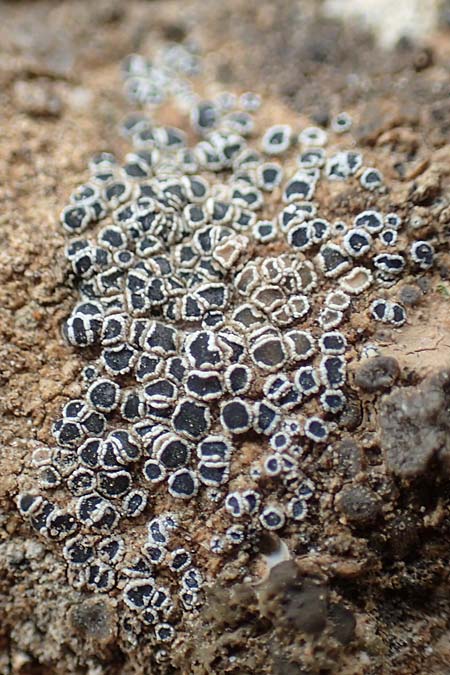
1, 2, 450, 674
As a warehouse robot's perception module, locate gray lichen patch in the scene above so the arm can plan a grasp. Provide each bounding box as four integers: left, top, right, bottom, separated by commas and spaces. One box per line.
380, 369, 450, 479
355, 355, 400, 393
70, 598, 117, 642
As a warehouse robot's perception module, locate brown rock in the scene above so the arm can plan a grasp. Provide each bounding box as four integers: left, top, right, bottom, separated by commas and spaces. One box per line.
337, 485, 381, 526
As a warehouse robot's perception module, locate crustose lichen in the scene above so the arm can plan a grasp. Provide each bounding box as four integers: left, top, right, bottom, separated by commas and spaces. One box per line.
15, 43, 440, 649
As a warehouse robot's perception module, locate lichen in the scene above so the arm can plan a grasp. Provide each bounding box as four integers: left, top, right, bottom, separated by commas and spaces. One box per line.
8, 36, 448, 671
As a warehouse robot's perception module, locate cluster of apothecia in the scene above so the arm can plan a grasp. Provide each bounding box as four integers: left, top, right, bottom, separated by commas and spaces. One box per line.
17, 44, 436, 649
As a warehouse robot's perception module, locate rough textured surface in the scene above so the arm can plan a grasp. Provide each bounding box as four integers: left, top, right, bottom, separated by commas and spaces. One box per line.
380, 369, 450, 478
1, 1, 450, 674
355, 356, 401, 393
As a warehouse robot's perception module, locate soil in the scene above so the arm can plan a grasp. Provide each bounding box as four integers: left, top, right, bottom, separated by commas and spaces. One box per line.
0, 1, 450, 674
